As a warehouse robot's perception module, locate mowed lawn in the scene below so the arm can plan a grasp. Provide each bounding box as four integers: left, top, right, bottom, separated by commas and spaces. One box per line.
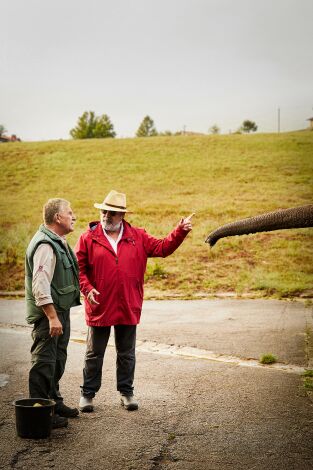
0, 131, 312, 298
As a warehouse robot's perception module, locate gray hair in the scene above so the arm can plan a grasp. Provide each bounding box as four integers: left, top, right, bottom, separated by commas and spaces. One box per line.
43, 198, 70, 225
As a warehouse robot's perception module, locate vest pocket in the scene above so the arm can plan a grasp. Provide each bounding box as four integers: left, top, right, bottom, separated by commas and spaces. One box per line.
62, 257, 73, 269
52, 284, 77, 310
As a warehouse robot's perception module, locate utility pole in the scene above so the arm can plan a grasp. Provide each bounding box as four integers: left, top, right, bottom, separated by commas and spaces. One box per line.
278, 107, 280, 133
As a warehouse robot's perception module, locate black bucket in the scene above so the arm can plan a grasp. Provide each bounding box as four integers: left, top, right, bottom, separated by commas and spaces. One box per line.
13, 398, 55, 439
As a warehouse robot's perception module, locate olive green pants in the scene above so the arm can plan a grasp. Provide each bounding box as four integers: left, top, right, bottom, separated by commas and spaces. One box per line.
29, 310, 70, 402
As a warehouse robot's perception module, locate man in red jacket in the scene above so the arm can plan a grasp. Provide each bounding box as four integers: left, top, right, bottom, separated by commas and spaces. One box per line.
75, 190, 194, 412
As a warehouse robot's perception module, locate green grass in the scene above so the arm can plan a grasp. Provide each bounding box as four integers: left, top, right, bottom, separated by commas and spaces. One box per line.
145, 261, 168, 281
0, 131, 312, 298
301, 370, 313, 393
259, 353, 278, 365
303, 370, 313, 377
303, 378, 313, 391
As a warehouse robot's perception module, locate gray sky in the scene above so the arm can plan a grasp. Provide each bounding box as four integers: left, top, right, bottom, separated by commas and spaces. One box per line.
1, 0, 313, 141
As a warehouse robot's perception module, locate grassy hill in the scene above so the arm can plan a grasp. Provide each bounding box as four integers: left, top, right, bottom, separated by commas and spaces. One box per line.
0, 132, 312, 299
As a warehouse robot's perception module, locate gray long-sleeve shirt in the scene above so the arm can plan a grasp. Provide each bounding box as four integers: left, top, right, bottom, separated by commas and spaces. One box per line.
32, 233, 67, 307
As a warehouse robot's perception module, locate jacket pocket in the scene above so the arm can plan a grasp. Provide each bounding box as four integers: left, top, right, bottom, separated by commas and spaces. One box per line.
128, 278, 143, 312
87, 279, 108, 315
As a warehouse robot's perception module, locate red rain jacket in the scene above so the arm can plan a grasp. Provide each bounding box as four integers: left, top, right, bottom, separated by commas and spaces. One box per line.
75, 220, 188, 326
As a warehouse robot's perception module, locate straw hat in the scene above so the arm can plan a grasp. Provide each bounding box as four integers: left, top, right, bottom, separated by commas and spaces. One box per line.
94, 190, 131, 213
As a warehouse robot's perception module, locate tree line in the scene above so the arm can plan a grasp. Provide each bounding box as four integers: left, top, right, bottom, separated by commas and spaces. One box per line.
1, 115, 258, 142
70, 112, 258, 139
209, 120, 258, 134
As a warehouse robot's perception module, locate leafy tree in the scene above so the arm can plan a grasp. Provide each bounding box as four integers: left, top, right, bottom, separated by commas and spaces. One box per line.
159, 130, 172, 136
0, 124, 7, 137
209, 124, 220, 135
93, 114, 116, 138
70, 111, 116, 139
136, 116, 158, 137
240, 120, 258, 133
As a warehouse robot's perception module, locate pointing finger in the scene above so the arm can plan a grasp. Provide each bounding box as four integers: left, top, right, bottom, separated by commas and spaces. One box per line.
185, 213, 195, 221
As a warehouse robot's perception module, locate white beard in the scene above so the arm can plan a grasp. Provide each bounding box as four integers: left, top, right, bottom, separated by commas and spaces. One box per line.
101, 220, 122, 232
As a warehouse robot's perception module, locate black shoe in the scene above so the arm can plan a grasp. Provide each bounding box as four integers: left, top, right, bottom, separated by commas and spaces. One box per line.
55, 402, 79, 418
52, 414, 68, 429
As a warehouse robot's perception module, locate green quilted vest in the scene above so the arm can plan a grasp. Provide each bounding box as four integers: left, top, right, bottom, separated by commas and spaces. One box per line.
25, 225, 80, 324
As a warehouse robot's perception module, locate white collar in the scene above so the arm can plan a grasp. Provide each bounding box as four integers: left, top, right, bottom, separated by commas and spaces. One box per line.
102, 224, 124, 253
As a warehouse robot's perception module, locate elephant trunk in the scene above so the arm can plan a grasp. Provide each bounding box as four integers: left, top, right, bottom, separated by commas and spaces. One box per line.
205, 204, 313, 247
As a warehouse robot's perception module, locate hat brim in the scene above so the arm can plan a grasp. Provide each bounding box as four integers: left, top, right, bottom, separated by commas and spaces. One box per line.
94, 203, 132, 213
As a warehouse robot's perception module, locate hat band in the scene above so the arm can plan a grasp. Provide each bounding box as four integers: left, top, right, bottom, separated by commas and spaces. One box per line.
105, 202, 127, 210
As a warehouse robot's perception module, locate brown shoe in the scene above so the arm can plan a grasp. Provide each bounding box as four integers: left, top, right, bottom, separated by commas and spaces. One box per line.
120, 394, 138, 411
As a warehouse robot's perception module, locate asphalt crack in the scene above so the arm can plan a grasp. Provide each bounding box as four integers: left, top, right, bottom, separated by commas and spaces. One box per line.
148, 377, 203, 469
305, 309, 313, 369
10, 448, 31, 468
0, 322, 31, 331
150, 441, 178, 469
10, 445, 56, 469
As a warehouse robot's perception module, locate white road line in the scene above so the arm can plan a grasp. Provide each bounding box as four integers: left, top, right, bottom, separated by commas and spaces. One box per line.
70, 337, 306, 375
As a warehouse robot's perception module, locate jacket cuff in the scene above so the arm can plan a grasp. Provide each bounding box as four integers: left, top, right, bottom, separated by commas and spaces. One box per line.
175, 224, 189, 239
82, 284, 94, 297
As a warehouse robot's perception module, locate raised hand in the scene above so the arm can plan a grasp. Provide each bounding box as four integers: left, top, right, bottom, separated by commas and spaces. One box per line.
179, 213, 195, 232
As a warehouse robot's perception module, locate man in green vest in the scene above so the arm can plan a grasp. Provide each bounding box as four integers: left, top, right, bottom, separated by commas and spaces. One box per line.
25, 198, 81, 428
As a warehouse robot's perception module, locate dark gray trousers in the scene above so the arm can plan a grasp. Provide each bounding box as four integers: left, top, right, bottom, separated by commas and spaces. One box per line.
81, 325, 136, 398
29, 310, 70, 402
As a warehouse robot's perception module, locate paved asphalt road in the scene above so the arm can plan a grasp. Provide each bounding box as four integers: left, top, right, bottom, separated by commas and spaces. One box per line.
0, 299, 313, 470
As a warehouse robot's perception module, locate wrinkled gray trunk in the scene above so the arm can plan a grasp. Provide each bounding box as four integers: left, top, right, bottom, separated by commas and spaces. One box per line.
205, 205, 313, 247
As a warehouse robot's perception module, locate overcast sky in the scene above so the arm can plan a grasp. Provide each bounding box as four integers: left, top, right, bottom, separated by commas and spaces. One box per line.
1, 0, 313, 141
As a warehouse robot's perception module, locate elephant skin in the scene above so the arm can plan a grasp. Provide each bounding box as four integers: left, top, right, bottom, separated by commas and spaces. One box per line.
205, 205, 313, 247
